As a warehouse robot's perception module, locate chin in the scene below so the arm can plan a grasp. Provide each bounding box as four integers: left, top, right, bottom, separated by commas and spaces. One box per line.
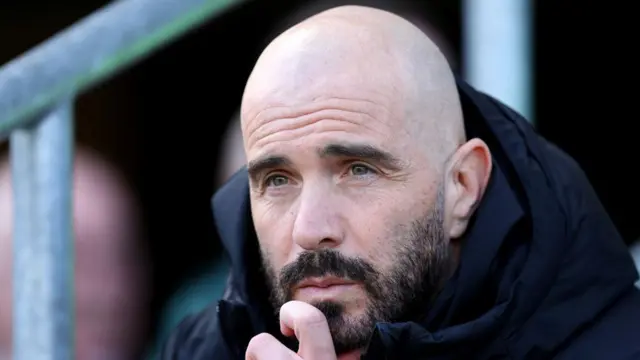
311, 300, 346, 320
310, 297, 367, 319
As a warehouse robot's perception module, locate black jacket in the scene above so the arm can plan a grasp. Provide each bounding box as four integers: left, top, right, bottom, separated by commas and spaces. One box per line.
161, 80, 640, 360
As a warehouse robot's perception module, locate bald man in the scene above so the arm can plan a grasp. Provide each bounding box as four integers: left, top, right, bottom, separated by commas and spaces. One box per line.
0, 149, 148, 360
162, 6, 640, 360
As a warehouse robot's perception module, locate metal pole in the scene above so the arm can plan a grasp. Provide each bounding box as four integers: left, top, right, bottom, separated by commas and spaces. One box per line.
0, 0, 242, 140
463, 0, 533, 122
11, 100, 75, 360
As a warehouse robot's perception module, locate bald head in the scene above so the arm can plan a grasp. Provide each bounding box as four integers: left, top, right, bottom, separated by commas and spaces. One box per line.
0, 148, 147, 359
242, 5, 464, 162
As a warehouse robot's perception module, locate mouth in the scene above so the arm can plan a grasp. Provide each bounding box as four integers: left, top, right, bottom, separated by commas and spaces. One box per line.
295, 277, 357, 290
292, 277, 360, 301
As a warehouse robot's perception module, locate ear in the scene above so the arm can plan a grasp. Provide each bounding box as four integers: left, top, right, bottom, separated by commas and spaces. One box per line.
444, 138, 492, 239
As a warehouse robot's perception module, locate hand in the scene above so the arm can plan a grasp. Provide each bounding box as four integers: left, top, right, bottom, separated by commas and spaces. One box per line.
245, 300, 337, 360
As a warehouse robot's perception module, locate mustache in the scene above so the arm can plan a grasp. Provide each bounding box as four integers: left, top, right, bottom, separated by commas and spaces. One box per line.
279, 249, 380, 295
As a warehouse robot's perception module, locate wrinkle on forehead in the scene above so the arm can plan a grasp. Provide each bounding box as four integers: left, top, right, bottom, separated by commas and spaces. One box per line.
244, 96, 397, 150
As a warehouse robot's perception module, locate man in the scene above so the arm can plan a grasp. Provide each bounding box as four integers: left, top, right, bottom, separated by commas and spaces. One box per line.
0, 148, 149, 360
162, 6, 640, 360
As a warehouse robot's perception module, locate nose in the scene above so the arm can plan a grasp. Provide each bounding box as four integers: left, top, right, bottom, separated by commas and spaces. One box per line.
291, 186, 344, 251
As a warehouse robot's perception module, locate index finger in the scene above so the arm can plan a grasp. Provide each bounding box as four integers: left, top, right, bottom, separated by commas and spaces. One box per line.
279, 301, 337, 360
246, 333, 300, 360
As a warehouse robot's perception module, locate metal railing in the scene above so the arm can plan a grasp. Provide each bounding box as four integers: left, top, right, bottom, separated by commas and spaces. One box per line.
0, 0, 241, 359
463, 0, 533, 122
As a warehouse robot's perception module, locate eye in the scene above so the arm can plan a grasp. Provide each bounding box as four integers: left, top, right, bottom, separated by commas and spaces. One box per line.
349, 163, 376, 177
265, 174, 289, 187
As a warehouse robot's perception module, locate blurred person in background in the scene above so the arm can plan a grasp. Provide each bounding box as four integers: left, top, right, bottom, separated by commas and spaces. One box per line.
163, 5, 640, 360
217, 112, 247, 186
0, 147, 149, 360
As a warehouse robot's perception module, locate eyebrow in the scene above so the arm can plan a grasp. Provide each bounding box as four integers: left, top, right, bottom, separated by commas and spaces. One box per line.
246, 143, 403, 182
247, 155, 292, 182
319, 143, 403, 170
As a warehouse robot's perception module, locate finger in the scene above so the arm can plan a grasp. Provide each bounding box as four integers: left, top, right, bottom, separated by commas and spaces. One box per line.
279, 301, 337, 360
245, 333, 300, 360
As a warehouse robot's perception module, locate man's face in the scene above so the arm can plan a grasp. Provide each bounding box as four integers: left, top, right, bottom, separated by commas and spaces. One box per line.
243, 65, 456, 353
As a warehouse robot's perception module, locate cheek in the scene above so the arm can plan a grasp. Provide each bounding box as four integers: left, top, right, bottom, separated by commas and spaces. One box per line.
252, 201, 295, 272
344, 206, 397, 271
356, 200, 424, 269
363, 230, 399, 274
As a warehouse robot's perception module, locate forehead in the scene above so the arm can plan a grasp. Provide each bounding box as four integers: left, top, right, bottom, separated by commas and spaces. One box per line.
243, 68, 416, 145
243, 63, 407, 117
243, 96, 413, 165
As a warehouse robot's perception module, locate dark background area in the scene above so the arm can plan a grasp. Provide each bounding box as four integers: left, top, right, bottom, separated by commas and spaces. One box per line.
1, 0, 636, 352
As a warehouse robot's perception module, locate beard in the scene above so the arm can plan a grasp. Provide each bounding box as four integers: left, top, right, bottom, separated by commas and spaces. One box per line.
261, 185, 454, 355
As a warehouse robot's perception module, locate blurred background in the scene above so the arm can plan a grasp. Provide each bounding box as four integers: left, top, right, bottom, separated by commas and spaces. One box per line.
0, 0, 637, 359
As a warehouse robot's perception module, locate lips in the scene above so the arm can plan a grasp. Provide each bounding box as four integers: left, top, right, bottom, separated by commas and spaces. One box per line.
294, 277, 356, 290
